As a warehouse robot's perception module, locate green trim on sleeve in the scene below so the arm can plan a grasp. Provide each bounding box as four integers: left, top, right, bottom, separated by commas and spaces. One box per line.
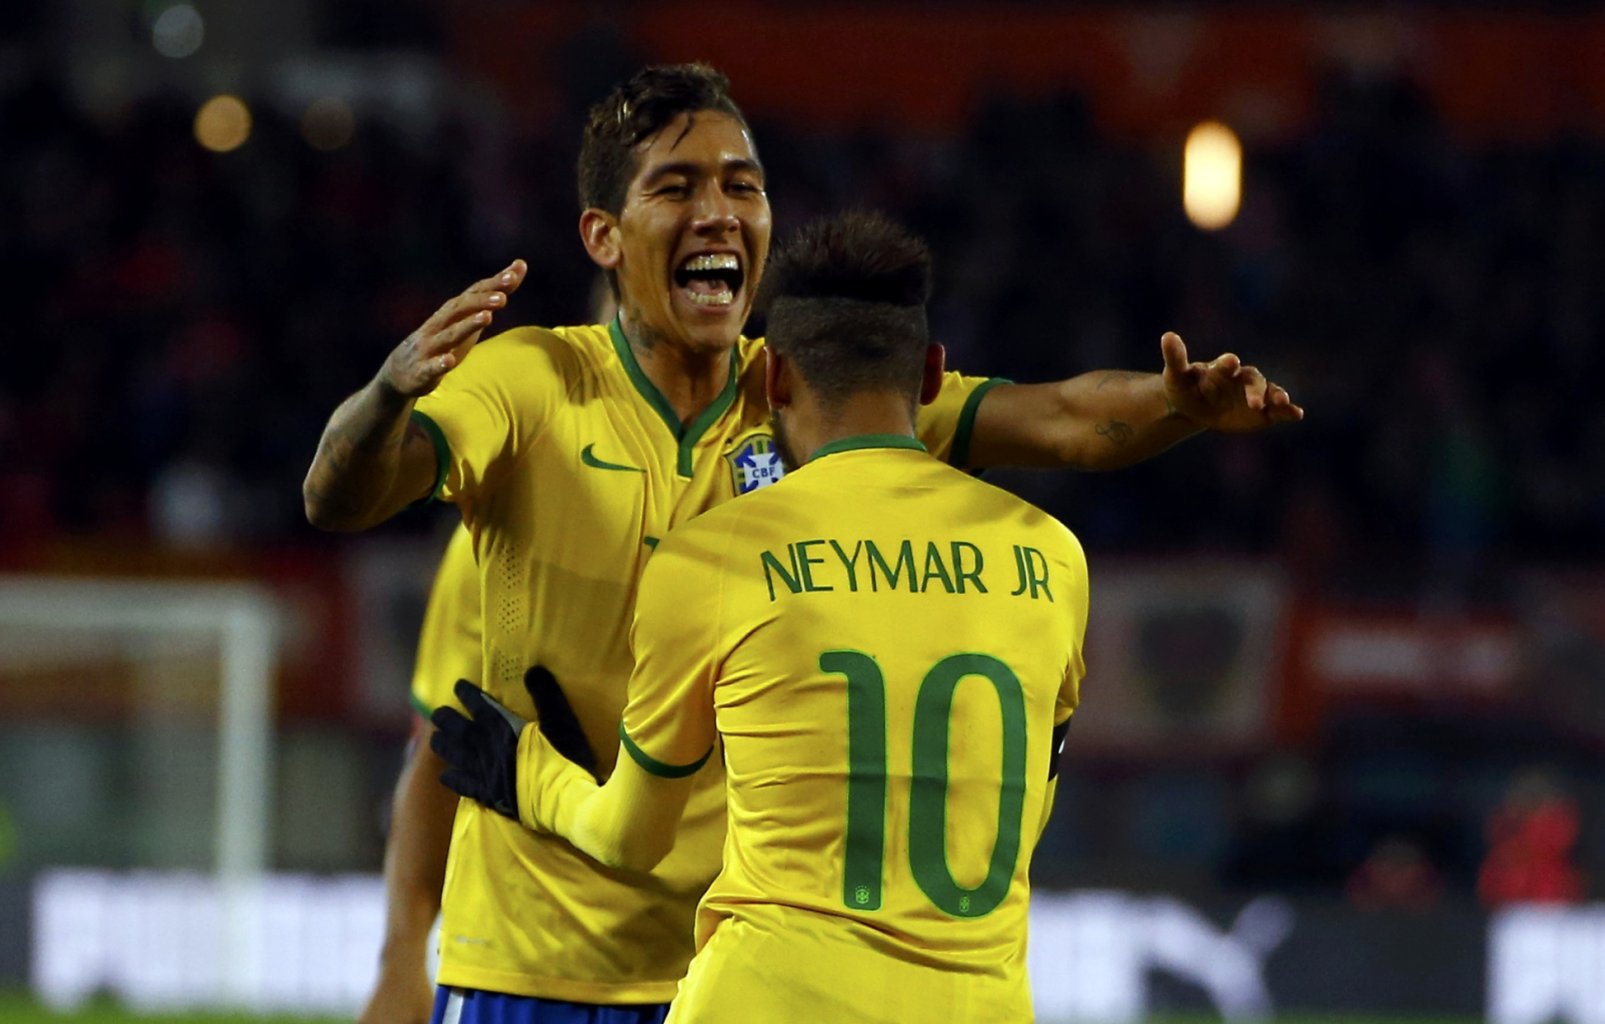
618, 723, 712, 779
949, 377, 1010, 470
409, 410, 451, 501
409, 693, 433, 718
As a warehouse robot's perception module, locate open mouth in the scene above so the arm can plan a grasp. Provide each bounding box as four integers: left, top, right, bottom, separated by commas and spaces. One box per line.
673, 252, 744, 309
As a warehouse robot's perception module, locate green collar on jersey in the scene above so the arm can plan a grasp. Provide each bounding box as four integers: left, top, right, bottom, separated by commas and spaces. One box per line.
609, 316, 740, 478
809, 433, 928, 462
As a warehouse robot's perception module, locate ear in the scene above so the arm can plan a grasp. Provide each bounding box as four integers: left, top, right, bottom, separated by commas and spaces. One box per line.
918, 343, 946, 406
764, 346, 792, 410
579, 208, 621, 270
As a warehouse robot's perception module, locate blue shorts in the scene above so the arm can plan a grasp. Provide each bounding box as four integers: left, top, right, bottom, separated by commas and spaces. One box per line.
431, 986, 670, 1024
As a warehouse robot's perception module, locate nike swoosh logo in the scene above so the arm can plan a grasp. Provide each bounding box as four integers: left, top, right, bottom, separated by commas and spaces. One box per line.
581, 444, 644, 473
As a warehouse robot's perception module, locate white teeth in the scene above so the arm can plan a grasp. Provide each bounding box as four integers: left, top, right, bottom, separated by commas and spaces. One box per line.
682, 253, 739, 272
688, 290, 735, 306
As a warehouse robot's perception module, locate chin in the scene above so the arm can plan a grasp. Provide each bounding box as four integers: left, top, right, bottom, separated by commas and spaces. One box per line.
680, 307, 747, 349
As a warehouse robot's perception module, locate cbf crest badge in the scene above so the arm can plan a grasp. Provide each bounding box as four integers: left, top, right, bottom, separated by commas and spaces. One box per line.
726, 433, 785, 494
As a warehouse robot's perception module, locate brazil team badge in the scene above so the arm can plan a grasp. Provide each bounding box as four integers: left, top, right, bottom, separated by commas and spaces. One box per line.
727, 434, 784, 494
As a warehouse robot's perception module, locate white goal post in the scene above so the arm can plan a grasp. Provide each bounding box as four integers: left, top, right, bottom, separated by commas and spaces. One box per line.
0, 574, 281, 1008
0, 574, 281, 880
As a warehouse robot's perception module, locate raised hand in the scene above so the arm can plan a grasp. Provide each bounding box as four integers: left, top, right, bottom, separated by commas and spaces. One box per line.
380, 260, 527, 398
1160, 331, 1303, 432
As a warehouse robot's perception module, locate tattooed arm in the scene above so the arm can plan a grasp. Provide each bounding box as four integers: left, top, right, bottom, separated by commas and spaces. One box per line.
966, 332, 1302, 471
303, 380, 441, 531
303, 260, 526, 531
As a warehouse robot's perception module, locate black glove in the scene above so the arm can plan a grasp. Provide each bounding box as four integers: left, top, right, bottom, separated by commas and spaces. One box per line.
522, 666, 599, 779
431, 679, 527, 819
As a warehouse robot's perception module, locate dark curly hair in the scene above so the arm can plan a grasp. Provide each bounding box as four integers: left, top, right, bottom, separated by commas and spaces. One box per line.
577, 63, 751, 215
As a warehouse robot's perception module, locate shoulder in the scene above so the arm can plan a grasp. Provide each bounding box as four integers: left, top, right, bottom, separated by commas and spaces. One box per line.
734, 334, 767, 391
1025, 503, 1087, 589
646, 489, 778, 578
652, 502, 749, 566
456, 324, 601, 382
947, 465, 1085, 559
636, 518, 738, 624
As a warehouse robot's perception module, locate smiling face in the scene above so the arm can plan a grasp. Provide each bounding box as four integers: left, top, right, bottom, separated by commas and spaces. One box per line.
582, 111, 771, 358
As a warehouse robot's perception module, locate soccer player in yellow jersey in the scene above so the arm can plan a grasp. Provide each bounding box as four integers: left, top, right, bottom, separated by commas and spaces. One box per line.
441, 209, 1089, 1022
304, 64, 1300, 1024
359, 523, 479, 1024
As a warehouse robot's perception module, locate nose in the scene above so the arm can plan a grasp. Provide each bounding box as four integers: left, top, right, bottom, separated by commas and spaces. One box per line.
691, 183, 740, 235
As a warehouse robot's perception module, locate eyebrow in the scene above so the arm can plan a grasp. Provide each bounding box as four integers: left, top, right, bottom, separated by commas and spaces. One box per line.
640, 158, 766, 187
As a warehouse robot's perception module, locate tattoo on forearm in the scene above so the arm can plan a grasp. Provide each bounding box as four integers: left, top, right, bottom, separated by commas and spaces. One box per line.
329, 409, 412, 456
1094, 370, 1148, 391
305, 387, 417, 522
1095, 420, 1135, 446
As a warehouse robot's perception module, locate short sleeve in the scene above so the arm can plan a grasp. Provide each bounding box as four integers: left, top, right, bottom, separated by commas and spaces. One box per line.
409, 524, 482, 716
1054, 527, 1091, 726
916, 371, 1009, 470
617, 537, 721, 776
412, 327, 579, 505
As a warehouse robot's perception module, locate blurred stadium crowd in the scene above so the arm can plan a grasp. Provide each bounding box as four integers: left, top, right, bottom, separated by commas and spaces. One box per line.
2, 7, 1601, 911
7, 52, 1603, 581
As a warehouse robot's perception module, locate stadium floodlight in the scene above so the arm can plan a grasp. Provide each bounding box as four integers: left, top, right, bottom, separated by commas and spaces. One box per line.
1184, 120, 1242, 231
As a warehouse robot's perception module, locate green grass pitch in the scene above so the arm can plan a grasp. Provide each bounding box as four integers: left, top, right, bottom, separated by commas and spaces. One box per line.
0, 994, 345, 1023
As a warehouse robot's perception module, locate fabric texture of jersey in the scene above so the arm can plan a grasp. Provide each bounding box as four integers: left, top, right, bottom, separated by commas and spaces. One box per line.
620, 438, 1089, 1023
411, 322, 996, 1003
411, 523, 483, 717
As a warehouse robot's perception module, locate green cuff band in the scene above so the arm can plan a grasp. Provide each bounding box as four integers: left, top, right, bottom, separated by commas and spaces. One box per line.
410, 410, 450, 502
618, 724, 712, 779
950, 377, 1010, 470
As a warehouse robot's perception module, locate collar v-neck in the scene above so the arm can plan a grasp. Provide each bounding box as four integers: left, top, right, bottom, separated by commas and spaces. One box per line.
609, 316, 740, 477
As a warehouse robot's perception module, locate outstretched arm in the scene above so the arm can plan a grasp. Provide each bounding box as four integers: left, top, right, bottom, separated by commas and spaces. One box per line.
303, 260, 526, 531
358, 718, 457, 1024
967, 332, 1302, 471
429, 677, 694, 873
517, 732, 693, 873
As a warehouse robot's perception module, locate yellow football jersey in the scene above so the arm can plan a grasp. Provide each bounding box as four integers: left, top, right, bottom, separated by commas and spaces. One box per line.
619, 438, 1089, 1023
412, 321, 999, 1003
410, 524, 482, 716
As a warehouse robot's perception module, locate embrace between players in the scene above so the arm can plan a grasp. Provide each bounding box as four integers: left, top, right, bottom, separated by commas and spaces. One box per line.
304, 64, 1301, 1024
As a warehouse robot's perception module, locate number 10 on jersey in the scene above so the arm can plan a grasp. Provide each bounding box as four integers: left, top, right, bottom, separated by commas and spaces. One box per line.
822, 650, 1029, 919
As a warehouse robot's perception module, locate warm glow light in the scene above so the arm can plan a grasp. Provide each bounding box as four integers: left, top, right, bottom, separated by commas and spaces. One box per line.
301, 97, 356, 151
151, 3, 204, 59
194, 95, 251, 153
1183, 121, 1242, 231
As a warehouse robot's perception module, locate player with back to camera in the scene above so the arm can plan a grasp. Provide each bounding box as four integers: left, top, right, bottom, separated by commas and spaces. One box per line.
306, 63, 1301, 1024
435, 208, 1090, 1023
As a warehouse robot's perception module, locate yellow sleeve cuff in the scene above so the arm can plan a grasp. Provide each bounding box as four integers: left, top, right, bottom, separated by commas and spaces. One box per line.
515, 723, 598, 836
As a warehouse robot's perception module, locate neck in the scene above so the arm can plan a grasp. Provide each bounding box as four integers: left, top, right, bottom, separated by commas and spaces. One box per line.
618, 311, 733, 426
793, 391, 918, 465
